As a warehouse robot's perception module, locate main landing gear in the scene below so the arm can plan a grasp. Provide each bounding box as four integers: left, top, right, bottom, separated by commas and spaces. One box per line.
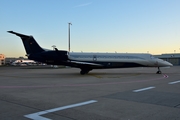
156, 67, 162, 74
80, 69, 92, 75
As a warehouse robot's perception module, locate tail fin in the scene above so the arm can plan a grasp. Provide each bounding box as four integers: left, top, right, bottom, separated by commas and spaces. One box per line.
8, 31, 44, 54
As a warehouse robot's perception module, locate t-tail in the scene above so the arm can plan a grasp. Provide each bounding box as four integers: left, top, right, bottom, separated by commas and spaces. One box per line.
7, 31, 45, 55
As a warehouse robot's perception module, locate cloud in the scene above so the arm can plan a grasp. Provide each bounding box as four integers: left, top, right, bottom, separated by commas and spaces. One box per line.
74, 2, 92, 8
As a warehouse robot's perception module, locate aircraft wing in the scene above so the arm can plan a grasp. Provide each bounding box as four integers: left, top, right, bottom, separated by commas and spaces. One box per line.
69, 60, 103, 68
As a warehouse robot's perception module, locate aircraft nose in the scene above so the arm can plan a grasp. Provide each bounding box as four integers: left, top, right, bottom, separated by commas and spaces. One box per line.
156, 59, 173, 67
166, 61, 173, 67
162, 60, 173, 67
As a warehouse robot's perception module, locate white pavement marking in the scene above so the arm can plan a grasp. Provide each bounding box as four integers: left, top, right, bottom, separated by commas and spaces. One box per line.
133, 86, 155, 92
24, 100, 97, 120
168, 80, 180, 85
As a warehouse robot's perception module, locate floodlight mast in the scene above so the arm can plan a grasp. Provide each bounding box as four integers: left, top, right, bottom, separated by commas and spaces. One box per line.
68, 22, 72, 52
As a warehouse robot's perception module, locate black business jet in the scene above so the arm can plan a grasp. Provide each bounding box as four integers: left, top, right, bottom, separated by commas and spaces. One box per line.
8, 31, 172, 75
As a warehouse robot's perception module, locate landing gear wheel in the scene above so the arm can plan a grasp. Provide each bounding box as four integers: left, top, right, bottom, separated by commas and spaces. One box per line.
80, 69, 92, 75
80, 70, 87, 75
156, 71, 162, 74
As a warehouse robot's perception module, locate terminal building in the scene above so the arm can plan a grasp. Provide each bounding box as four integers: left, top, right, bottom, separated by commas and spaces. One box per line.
0, 54, 5, 65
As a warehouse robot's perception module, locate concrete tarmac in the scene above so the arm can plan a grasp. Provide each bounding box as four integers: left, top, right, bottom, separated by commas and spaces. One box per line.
0, 66, 180, 120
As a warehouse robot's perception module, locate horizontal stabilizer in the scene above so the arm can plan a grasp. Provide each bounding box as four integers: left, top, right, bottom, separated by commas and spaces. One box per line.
7, 31, 30, 38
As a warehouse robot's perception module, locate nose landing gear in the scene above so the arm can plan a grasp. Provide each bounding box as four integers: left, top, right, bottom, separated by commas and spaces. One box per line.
156, 67, 162, 74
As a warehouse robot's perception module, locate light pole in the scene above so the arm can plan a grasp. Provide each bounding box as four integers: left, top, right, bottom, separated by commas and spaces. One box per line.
68, 22, 72, 52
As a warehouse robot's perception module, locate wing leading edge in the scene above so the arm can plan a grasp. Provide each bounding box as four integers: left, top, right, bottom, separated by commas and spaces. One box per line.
69, 60, 103, 68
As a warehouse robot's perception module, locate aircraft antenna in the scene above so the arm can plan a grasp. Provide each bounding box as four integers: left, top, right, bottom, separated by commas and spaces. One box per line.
52, 45, 56, 50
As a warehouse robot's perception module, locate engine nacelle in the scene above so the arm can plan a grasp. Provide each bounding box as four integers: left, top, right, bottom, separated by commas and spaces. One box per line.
56, 50, 68, 61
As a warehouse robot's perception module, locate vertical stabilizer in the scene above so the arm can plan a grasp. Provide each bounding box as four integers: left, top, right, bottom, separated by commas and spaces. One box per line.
8, 31, 44, 54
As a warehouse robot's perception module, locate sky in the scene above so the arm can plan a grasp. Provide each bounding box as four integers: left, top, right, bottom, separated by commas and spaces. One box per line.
1, 0, 180, 57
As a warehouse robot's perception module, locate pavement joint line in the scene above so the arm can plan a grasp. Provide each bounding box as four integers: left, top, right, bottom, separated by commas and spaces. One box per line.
168, 80, 180, 85
133, 86, 155, 92
24, 100, 97, 120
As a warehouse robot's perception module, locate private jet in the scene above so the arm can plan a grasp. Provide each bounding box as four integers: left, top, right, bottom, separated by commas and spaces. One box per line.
11, 59, 37, 66
8, 31, 173, 75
